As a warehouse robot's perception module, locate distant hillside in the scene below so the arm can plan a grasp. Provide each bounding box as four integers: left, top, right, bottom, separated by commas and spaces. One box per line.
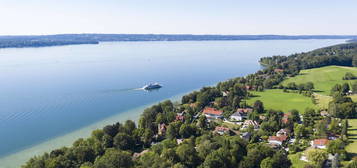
1, 34, 357, 49
260, 42, 357, 72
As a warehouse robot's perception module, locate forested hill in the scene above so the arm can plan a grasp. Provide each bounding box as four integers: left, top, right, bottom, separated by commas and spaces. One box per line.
260, 42, 357, 73
1, 34, 357, 49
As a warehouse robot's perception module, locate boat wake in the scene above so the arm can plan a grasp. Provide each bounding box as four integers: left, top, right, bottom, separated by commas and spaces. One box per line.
101, 88, 143, 93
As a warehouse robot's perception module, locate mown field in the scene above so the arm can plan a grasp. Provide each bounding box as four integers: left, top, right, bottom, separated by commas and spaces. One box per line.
282, 66, 357, 95
346, 119, 357, 156
248, 66, 357, 113
247, 89, 317, 113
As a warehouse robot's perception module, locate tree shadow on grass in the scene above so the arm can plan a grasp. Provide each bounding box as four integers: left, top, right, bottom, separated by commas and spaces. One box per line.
248, 94, 261, 98
313, 90, 324, 93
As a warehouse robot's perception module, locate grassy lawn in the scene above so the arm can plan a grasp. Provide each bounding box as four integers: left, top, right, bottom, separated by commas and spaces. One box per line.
289, 152, 307, 168
282, 66, 357, 95
346, 119, 357, 157
247, 89, 317, 113
313, 93, 332, 109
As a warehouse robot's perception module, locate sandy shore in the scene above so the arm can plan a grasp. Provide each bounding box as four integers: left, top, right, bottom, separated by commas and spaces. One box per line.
0, 93, 185, 168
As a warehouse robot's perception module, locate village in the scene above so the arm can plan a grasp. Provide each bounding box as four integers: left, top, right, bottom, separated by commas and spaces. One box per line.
153, 94, 345, 167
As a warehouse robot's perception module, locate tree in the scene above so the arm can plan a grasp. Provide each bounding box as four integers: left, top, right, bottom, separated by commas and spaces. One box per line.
287, 82, 297, 90
93, 149, 133, 168
72, 146, 96, 164
253, 100, 264, 113
343, 72, 357, 80
260, 157, 274, 168
315, 120, 328, 138
203, 149, 227, 168
342, 83, 350, 94
327, 139, 345, 155
303, 108, 316, 127
166, 122, 181, 140
197, 115, 207, 129
347, 159, 357, 168
176, 144, 200, 167
124, 120, 136, 135
179, 124, 195, 139
306, 149, 328, 167
331, 84, 342, 96
103, 124, 119, 137
305, 82, 314, 91
341, 120, 348, 137
352, 82, 357, 93
271, 150, 292, 168
289, 109, 300, 122
113, 133, 135, 150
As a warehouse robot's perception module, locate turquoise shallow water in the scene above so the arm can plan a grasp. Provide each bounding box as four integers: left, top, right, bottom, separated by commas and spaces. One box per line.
0, 40, 346, 167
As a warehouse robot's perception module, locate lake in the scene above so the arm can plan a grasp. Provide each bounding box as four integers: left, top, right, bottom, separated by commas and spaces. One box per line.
0, 39, 345, 167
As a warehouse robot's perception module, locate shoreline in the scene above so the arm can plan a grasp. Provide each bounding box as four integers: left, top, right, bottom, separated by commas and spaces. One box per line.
0, 92, 187, 168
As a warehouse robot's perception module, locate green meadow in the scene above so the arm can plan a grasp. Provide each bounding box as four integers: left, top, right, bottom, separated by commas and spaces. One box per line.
282, 66, 357, 95
248, 66, 357, 113
247, 89, 316, 113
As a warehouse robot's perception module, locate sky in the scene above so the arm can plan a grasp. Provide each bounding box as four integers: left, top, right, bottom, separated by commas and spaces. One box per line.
0, 0, 356, 35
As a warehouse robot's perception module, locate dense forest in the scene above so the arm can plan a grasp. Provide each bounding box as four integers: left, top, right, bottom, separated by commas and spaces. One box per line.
23, 42, 357, 168
1, 34, 357, 48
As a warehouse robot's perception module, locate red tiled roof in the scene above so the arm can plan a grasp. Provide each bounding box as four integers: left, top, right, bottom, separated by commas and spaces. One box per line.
215, 126, 230, 132
313, 139, 329, 146
274, 69, 284, 73
176, 115, 185, 121
282, 113, 291, 124
203, 107, 223, 115
268, 135, 287, 142
237, 108, 253, 113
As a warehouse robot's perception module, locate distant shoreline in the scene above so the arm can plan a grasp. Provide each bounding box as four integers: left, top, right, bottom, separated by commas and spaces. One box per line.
0, 34, 356, 49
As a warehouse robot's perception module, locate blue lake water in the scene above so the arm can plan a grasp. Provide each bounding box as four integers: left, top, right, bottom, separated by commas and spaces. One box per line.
0, 40, 346, 162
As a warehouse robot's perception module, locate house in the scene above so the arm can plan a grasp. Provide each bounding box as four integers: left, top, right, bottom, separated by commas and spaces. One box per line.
259, 115, 266, 121
222, 91, 229, 97
320, 110, 329, 117
241, 120, 259, 129
230, 112, 246, 121
311, 139, 329, 149
177, 139, 184, 145
274, 68, 284, 73
276, 128, 290, 137
202, 107, 223, 120
230, 108, 252, 121
215, 126, 230, 135
241, 132, 252, 141
268, 135, 288, 146
237, 108, 253, 113
189, 103, 197, 108
175, 112, 185, 122
282, 113, 291, 124
133, 149, 149, 159
245, 85, 256, 91
176, 115, 185, 122
158, 123, 166, 136
327, 133, 338, 140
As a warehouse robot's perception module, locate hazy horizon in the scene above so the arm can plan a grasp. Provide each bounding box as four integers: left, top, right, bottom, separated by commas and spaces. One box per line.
1, 0, 356, 36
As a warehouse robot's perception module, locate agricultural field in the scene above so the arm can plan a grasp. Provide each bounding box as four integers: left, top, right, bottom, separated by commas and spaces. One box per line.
282, 66, 357, 95
247, 89, 317, 113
